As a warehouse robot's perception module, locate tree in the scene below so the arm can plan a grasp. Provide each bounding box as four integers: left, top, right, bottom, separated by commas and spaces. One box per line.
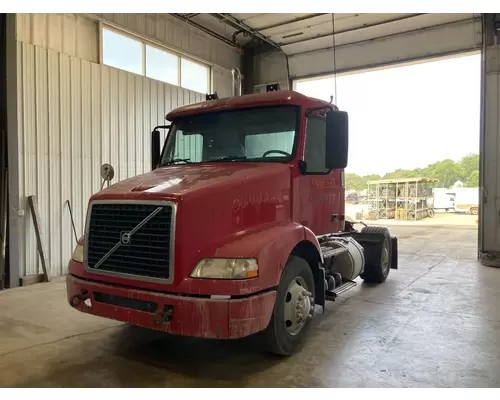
344, 153, 479, 191
465, 170, 479, 187
344, 173, 366, 191
425, 159, 463, 188
460, 153, 479, 180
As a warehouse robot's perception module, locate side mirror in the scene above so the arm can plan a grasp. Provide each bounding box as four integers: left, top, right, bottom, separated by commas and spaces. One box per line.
151, 130, 161, 170
325, 110, 348, 170
151, 124, 171, 170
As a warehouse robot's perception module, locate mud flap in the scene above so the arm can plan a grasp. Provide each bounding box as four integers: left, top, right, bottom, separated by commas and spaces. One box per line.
391, 237, 398, 270
314, 266, 326, 313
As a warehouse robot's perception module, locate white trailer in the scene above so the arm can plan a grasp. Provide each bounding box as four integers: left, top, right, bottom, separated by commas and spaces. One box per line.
454, 188, 479, 215
433, 187, 479, 215
432, 188, 456, 212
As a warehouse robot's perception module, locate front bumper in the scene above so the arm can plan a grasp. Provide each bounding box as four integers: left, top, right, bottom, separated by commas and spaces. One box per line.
66, 274, 276, 339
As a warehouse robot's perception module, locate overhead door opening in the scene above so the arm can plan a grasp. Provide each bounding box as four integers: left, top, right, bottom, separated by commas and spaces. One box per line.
294, 53, 481, 253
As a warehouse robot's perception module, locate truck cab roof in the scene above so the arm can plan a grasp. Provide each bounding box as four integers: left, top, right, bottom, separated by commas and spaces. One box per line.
166, 90, 337, 121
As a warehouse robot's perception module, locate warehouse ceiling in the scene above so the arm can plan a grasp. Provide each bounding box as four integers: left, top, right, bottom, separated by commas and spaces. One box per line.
172, 13, 478, 56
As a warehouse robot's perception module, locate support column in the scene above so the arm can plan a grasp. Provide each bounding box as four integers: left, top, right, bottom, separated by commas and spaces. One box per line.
479, 14, 500, 267
5, 13, 20, 286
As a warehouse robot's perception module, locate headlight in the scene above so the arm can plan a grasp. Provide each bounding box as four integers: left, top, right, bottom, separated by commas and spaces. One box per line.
190, 258, 258, 279
71, 243, 84, 263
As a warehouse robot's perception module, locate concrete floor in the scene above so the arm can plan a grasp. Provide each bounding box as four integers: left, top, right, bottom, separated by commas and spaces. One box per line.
1, 225, 500, 387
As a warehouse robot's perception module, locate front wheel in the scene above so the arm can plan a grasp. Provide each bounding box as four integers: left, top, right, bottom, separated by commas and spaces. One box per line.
470, 207, 479, 215
262, 256, 315, 356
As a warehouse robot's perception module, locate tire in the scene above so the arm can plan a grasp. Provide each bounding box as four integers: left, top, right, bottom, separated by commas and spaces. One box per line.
262, 256, 315, 356
470, 207, 479, 215
428, 209, 435, 218
359, 226, 392, 284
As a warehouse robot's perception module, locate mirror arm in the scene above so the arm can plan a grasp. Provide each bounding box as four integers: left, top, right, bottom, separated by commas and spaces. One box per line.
153, 124, 171, 131
305, 105, 334, 116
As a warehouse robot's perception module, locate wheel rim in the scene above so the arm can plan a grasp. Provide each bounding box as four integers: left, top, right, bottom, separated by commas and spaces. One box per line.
381, 238, 390, 273
283, 276, 313, 336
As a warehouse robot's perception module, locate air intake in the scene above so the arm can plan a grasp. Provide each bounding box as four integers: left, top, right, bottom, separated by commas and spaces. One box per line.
231, 67, 242, 96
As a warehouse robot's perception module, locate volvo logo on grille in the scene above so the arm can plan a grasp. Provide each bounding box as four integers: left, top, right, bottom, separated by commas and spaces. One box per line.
91, 206, 163, 270
120, 231, 131, 246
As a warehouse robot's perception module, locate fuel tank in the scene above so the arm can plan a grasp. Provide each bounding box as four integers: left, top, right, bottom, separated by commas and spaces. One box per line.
323, 237, 365, 281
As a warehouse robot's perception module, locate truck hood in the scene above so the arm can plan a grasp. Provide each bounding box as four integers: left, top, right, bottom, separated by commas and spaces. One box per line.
86, 162, 293, 291
92, 162, 291, 202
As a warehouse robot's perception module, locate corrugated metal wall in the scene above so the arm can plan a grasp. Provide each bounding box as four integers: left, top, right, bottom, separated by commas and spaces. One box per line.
16, 41, 204, 277
16, 14, 98, 63
16, 13, 239, 99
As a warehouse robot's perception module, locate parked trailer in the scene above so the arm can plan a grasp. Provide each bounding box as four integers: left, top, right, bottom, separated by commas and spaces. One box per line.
432, 188, 456, 212
433, 187, 479, 215
454, 188, 479, 215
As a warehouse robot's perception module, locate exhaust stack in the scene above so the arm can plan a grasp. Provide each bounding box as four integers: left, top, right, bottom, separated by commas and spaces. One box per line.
231, 68, 242, 97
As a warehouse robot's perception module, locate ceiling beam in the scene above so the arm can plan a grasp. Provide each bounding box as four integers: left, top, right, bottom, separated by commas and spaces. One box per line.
211, 13, 282, 50
170, 13, 240, 49
288, 16, 480, 58
257, 14, 328, 32
279, 14, 425, 47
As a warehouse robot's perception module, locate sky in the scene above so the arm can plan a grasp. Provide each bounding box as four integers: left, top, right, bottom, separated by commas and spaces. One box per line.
295, 53, 481, 176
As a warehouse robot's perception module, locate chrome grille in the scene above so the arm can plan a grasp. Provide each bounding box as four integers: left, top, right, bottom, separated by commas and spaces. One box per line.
86, 202, 173, 280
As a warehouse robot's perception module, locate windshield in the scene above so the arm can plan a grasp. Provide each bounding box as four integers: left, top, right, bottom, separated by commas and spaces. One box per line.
159, 106, 298, 166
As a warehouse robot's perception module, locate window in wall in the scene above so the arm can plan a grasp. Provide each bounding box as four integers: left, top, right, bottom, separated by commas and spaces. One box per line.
304, 117, 329, 173
102, 28, 143, 75
101, 27, 211, 94
145, 45, 179, 86
181, 58, 209, 94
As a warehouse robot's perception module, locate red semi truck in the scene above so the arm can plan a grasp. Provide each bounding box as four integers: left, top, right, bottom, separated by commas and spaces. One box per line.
66, 88, 398, 356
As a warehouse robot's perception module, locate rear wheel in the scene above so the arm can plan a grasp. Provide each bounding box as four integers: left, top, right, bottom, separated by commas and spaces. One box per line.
262, 256, 315, 356
359, 226, 392, 284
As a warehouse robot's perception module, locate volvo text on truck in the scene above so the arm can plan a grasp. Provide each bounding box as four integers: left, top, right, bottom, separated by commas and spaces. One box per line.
66, 86, 399, 356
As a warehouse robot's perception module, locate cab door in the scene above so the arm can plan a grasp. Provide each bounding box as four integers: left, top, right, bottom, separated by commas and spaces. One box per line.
294, 113, 344, 235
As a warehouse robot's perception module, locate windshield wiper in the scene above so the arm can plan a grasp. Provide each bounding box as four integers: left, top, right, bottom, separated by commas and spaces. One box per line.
211, 156, 248, 162
163, 158, 192, 165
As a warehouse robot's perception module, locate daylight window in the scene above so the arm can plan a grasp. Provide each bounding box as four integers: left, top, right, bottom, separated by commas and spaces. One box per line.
102, 28, 143, 75
101, 27, 210, 93
181, 58, 209, 94
145, 45, 179, 86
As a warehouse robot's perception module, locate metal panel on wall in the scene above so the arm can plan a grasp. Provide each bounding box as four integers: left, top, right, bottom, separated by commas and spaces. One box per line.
288, 19, 481, 79
16, 14, 99, 63
16, 41, 204, 278
249, 18, 481, 90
